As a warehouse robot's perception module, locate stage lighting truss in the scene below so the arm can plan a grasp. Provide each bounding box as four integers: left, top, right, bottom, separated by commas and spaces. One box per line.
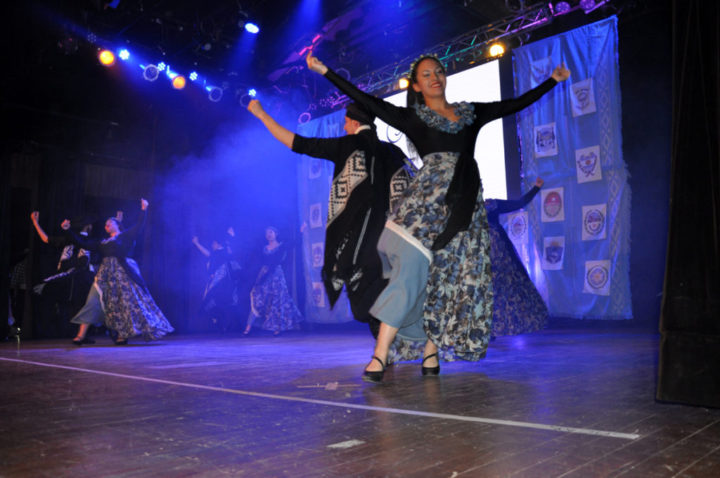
314, 0, 614, 109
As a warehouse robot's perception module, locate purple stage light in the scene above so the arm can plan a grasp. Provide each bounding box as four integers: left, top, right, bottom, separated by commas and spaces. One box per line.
580, 0, 596, 12
555, 1, 571, 15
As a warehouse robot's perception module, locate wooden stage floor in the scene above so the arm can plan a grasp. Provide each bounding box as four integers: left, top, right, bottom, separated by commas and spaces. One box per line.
1, 326, 719, 477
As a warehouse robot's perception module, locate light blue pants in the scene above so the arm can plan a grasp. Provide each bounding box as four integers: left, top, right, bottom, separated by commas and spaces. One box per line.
70, 284, 105, 326
370, 227, 429, 341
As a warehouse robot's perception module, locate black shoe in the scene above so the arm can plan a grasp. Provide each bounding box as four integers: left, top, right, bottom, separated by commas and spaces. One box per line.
72, 337, 95, 346
362, 356, 387, 383
421, 352, 440, 376
114, 338, 128, 346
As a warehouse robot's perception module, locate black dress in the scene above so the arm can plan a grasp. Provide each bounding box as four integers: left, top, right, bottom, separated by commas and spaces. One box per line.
67, 211, 174, 340
485, 186, 548, 336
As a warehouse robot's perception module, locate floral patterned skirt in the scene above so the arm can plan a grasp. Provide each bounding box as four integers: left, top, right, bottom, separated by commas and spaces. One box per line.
96, 257, 174, 340
488, 224, 548, 336
388, 152, 494, 362
249, 265, 303, 332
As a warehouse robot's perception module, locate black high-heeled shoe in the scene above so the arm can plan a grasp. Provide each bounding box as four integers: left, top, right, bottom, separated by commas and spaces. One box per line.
421, 352, 440, 376
362, 356, 387, 383
72, 337, 95, 346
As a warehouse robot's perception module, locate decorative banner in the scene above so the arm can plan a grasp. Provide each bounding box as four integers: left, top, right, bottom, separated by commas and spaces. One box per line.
309, 203, 323, 228
571, 77, 597, 117
530, 57, 553, 87
507, 211, 529, 243
311, 282, 326, 307
308, 158, 322, 179
543, 236, 565, 270
311, 242, 324, 268
583, 260, 611, 295
575, 145, 603, 183
514, 16, 632, 319
582, 203, 607, 241
541, 187, 565, 222
507, 211, 529, 264
534, 122, 558, 157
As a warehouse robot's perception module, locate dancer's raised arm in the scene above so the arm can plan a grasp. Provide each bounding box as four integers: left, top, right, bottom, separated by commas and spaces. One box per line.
30, 211, 49, 244
484, 63, 570, 120
247, 100, 294, 148
306, 53, 408, 131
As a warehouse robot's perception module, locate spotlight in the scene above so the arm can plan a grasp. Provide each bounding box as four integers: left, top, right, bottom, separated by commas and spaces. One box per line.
244, 22, 260, 34
157, 62, 167, 72
207, 86, 223, 102
172, 75, 186, 90
142, 64, 160, 81
248, 88, 257, 97
397, 77, 410, 89
554, 1, 571, 14
98, 49, 115, 66
489, 43, 505, 57
118, 49, 130, 61
189, 71, 198, 81
580, 0, 596, 12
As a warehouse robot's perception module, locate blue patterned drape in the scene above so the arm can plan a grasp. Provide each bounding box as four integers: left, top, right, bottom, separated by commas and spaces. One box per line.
511, 16, 632, 319
295, 111, 353, 323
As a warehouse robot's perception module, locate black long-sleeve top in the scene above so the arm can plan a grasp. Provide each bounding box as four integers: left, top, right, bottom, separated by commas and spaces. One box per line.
322, 68, 557, 249
324, 69, 557, 160
486, 186, 541, 225
65, 211, 147, 287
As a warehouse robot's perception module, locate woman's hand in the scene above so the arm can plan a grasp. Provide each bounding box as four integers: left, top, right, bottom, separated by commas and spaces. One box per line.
31, 211, 39, 223
551, 63, 571, 82
140, 198, 149, 211
247, 99, 265, 118
535, 177, 544, 188
306, 53, 328, 75
61, 219, 70, 231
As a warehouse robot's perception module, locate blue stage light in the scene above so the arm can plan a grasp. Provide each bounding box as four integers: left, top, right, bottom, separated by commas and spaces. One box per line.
206, 86, 223, 102
189, 71, 198, 81
157, 62, 166, 72
118, 49, 130, 61
248, 88, 257, 97
143, 64, 160, 82
245, 23, 260, 34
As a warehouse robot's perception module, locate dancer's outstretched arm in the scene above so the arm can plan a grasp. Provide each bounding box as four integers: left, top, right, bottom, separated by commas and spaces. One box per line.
247, 100, 294, 149
30, 211, 49, 244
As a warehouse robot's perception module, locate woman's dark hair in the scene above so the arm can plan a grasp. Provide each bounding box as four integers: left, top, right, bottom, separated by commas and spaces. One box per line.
405, 55, 446, 108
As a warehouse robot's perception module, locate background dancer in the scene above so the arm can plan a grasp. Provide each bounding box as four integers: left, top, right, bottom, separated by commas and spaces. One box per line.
30, 211, 95, 337
63, 198, 173, 345
192, 231, 241, 332
485, 177, 548, 337
244, 226, 302, 336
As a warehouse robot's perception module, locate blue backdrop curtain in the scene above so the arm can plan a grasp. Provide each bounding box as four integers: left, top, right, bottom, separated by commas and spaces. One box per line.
295, 111, 353, 323
511, 16, 632, 319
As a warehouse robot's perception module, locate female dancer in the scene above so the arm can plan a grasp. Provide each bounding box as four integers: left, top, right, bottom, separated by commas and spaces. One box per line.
244, 227, 302, 336
486, 177, 548, 337
192, 233, 240, 331
63, 198, 173, 345
306, 53, 569, 381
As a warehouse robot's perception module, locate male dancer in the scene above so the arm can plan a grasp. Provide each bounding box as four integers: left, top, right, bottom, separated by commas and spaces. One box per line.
248, 99, 413, 334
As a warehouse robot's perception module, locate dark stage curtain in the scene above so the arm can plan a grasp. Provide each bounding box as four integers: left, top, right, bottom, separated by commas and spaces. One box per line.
657, 0, 720, 408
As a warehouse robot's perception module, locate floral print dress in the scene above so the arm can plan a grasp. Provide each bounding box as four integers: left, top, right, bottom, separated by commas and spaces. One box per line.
249, 244, 303, 333
324, 67, 558, 363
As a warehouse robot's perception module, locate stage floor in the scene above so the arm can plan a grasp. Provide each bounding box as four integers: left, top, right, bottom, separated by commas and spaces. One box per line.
1, 326, 719, 477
